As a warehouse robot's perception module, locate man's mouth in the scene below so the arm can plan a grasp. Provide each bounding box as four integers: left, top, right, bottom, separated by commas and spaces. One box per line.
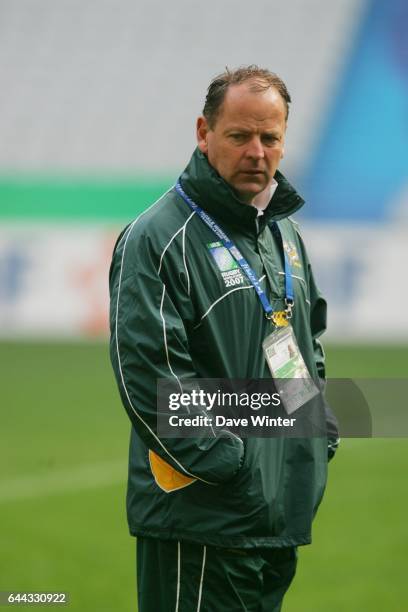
240, 170, 264, 175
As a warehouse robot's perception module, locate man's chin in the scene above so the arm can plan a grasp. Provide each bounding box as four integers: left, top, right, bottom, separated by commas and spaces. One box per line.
232, 182, 266, 204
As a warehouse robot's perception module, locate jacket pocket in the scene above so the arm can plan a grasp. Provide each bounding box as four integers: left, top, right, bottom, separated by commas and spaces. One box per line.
148, 450, 196, 493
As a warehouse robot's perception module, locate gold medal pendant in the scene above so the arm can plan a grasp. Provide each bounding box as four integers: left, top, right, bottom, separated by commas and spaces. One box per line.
271, 311, 289, 327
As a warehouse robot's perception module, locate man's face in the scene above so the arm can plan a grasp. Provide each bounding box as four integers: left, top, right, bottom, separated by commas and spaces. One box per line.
197, 83, 287, 204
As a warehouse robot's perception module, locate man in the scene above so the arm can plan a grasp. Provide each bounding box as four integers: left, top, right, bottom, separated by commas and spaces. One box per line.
109, 65, 339, 611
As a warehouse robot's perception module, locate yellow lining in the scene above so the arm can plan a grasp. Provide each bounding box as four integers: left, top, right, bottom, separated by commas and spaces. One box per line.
149, 450, 196, 493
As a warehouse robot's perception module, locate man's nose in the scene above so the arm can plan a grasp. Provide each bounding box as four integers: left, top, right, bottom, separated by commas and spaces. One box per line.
245, 136, 264, 159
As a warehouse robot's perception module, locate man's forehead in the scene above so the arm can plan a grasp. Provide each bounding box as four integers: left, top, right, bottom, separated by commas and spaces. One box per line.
219, 83, 286, 123
217, 84, 286, 129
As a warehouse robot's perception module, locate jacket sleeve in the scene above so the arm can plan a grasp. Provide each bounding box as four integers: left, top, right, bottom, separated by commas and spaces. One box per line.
308, 262, 340, 460
109, 222, 244, 484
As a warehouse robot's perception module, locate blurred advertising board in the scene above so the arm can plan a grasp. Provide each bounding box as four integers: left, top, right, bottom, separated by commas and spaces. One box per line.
0, 224, 117, 338
0, 223, 407, 341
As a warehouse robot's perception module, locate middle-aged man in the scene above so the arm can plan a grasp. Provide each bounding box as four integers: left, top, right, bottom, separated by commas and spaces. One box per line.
109, 65, 339, 611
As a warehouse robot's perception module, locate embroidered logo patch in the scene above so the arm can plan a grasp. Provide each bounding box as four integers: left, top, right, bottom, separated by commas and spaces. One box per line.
283, 240, 302, 268
207, 242, 245, 288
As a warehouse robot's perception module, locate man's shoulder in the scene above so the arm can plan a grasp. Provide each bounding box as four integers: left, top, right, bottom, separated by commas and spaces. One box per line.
275, 215, 312, 271
130, 186, 185, 237
115, 186, 195, 252
278, 215, 302, 238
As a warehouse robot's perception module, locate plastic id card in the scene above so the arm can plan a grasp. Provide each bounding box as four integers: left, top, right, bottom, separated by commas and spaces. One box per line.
262, 325, 319, 414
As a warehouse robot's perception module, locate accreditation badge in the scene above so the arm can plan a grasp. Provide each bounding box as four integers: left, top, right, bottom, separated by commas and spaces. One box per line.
262, 324, 319, 414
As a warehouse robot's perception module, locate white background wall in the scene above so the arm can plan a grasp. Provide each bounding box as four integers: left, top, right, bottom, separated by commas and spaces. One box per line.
0, 0, 365, 179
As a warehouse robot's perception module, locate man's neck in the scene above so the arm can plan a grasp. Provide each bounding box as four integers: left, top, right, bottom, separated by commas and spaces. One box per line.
235, 180, 278, 208
250, 179, 279, 212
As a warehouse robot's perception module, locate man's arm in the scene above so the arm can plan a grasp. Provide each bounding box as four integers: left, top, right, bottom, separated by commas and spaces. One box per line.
308, 263, 340, 460
109, 221, 244, 484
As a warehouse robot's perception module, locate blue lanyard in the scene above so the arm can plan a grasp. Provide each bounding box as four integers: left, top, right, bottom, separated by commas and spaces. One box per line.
175, 181, 294, 321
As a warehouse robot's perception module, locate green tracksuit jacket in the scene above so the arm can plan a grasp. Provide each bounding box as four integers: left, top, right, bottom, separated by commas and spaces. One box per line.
109, 148, 337, 549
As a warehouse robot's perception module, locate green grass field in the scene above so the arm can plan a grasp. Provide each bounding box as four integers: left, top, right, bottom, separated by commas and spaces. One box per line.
1, 343, 407, 611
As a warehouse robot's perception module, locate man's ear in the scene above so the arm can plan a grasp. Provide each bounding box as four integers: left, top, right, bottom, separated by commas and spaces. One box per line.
196, 116, 209, 154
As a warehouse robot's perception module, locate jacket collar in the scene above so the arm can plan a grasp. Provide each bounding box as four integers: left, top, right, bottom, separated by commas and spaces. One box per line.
179, 148, 304, 229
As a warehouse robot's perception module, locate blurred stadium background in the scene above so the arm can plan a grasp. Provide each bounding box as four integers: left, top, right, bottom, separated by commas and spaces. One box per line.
0, 0, 407, 610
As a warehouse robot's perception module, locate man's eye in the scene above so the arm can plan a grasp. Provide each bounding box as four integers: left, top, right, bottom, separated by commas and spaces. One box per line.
229, 133, 246, 142
262, 135, 278, 145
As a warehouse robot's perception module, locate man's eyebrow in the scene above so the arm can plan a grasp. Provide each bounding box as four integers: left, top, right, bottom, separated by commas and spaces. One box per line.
224, 126, 281, 135
224, 127, 251, 133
